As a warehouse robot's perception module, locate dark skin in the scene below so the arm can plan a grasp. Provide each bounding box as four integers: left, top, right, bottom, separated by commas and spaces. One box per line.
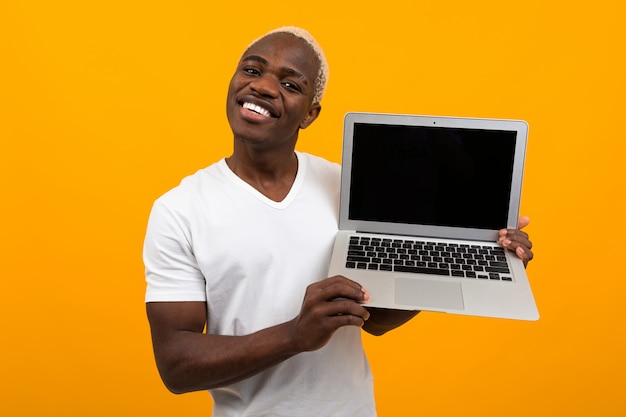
146, 32, 534, 393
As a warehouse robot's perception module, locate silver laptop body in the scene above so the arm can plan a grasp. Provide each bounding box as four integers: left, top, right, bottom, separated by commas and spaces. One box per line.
328, 112, 539, 321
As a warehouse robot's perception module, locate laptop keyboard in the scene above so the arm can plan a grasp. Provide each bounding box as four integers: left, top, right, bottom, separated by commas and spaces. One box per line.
345, 235, 512, 281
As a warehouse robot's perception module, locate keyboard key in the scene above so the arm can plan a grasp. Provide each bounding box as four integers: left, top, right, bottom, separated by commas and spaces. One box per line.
347, 255, 370, 263
394, 265, 450, 276
485, 266, 510, 273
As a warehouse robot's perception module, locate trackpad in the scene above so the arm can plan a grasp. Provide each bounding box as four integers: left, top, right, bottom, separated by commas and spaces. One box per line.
395, 278, 464, 310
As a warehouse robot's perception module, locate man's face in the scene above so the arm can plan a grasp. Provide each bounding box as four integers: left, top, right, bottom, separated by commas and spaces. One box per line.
226, 33, 321, 150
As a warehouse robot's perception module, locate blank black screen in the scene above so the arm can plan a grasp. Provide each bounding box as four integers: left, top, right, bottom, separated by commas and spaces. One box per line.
349, 123, 517, 230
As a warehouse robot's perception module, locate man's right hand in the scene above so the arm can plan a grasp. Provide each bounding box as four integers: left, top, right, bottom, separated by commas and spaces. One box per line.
287, 275, 371, 352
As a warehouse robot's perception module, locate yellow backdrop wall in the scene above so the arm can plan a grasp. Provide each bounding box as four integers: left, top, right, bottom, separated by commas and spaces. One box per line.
1, 1, 625, 416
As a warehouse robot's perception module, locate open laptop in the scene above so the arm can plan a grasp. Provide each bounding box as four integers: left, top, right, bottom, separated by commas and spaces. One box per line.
328, 112, 539, 321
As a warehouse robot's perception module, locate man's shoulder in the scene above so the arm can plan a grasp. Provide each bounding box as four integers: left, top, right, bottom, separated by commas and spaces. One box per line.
153, 160, 224, 208
298, 152, 340, 176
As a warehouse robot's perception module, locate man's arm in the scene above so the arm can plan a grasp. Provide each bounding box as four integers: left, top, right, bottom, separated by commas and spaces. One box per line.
146, 301, 298, 393
146, 276, 370, 393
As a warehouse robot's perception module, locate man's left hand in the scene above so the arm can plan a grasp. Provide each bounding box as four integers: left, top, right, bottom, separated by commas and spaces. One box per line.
498, 216, 534, 267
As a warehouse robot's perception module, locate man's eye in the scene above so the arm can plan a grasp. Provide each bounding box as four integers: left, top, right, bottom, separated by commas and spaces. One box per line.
244, 68, 260, 75
282, 81, 302, 92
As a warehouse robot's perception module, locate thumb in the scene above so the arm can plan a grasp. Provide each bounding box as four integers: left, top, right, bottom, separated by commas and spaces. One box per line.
518, 215, 530, 229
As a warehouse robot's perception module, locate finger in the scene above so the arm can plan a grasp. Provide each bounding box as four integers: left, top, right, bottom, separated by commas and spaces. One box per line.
509, 229, 532, 248
499, 216, 530, 238
323, 275, 364, 289
328, 299, 371, 319
326, 303, 371, 329
501, 234, 533, 264
504, 228, 530, 244
335, 313, 369, 328
496, 218, 533, 267
499, 236, 532, 255
517, 215, 530, 229
319, 276, 370, 303
499, 228, 530, 248
327, 312, 369, 329
515, 245, 534, 267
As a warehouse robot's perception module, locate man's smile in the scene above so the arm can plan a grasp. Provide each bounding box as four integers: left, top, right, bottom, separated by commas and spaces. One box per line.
242, 101, 276, 118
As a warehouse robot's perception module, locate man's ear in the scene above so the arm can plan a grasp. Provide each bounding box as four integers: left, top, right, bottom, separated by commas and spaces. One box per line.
300, 104, 322, 129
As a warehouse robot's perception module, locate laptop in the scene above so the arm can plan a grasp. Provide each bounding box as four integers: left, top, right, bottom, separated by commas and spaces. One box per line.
327, 112, 539, 321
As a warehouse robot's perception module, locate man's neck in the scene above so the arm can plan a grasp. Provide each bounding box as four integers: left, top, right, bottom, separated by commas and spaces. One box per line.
225, 149, 299, 202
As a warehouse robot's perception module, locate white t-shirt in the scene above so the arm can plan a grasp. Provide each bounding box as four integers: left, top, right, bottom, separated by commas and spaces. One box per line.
144, 152, 376, 417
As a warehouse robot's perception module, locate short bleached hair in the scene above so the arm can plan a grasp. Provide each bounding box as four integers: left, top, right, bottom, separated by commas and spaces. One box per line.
246, 26, 329, 105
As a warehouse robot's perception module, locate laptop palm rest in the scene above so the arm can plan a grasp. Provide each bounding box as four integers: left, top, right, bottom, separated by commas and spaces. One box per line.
395, 278, 465, 310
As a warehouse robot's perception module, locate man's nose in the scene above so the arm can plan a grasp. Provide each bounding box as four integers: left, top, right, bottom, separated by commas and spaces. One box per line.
250, 74, 279, 98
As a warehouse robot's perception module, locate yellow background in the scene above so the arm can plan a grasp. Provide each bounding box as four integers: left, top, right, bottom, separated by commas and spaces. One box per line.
1, 1, 625, 415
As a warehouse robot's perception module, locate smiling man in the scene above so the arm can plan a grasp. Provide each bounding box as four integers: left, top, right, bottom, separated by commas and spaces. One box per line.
143, 26, 534, 416
223, 29, 324, 202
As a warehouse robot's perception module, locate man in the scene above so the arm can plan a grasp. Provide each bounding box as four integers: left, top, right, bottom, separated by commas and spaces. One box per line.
144, 26, 534, 416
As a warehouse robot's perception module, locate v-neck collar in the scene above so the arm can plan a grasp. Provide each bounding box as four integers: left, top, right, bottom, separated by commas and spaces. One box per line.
218, 151, 307, 209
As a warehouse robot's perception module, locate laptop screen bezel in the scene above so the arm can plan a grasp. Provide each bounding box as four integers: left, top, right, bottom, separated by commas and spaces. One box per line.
338, 112, 528, 242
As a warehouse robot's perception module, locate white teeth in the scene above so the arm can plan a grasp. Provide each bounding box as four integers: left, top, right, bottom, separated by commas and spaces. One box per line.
243, 102, 271, 118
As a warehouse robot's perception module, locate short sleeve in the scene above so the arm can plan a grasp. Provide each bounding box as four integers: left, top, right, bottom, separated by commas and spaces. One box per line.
143, 200, 207, 302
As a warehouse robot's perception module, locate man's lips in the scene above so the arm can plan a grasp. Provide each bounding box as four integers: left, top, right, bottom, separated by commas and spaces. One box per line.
240, 101, 278, 119
242, 102, 271, 118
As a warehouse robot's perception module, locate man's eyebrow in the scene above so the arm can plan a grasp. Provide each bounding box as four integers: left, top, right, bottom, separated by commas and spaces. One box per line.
282, 67, 308, 84
240, 55, 309, 85
240, 55, 269, 66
